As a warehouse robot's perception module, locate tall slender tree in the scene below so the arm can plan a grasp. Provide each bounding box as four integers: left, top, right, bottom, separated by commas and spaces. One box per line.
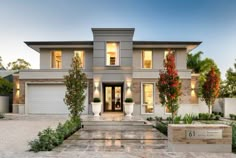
201, 67, 220, 114
157, 52, 181, 123
64, 55, 87, 120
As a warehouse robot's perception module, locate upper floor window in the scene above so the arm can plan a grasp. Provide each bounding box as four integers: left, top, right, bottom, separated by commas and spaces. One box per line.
74, 50, 84, 68
51, 51, 62, 69
142, 50, 152, 69
164, 50, 175, 61
106, 42, 119, 66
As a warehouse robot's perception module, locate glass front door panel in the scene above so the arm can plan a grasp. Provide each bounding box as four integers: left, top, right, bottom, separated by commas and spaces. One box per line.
114, 87, 121, 111
104, 84, 123, 112
105, 87, 112, 111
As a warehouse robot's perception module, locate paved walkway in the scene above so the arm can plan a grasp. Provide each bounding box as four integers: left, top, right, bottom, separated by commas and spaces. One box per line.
0, 114, 236, 158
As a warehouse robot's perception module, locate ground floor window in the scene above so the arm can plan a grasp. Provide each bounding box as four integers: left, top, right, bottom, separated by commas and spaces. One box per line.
141, 83, 154, 114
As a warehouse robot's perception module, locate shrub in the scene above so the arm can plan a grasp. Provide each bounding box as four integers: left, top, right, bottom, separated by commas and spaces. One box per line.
29, 118, 81, 152
183, 114, 193, 124
173, 115, 181, 124
155, 116, 162, 122
93, 98, 101, 102
230, 114, 234, 120
156, 121, 168, 136
231, 123, 236, 149
0, 77, 13, 95
212, 111, 223, 117
199, 113, 211, 120
125, 98, 133, 103
146, 117, 154, 121
0, 113, 4, 119
215, 115, 221, 120
166, 116, 172, 123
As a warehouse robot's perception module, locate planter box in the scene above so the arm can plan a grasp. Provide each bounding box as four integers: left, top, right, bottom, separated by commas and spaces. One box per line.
0, 96, 9, 113
91, 102, 101, 116
168, 124, 232, 153
124, 102, 134, 116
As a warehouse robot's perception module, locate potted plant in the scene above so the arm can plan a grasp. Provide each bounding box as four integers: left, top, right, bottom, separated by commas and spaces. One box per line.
124, 98, 134, 116
91, 98, 101, 116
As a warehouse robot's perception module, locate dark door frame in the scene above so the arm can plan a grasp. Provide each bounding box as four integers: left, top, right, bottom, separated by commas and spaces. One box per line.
103, 82, 124, 112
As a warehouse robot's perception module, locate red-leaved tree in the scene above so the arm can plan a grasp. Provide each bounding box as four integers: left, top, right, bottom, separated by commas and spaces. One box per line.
201, 67, 220, 114
157, 52, 182, 123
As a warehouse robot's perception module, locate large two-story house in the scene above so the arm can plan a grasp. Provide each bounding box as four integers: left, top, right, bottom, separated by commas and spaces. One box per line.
13, 28, 208, 117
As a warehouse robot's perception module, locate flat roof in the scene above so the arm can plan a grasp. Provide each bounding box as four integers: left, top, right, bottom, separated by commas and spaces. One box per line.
92, 28, 135, 31
25, 40, 201, 52
133, 41, 201, 45
25, 41, 93, 46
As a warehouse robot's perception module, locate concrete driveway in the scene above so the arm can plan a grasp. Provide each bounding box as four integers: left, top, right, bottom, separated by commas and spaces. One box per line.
0, 114, 68, 157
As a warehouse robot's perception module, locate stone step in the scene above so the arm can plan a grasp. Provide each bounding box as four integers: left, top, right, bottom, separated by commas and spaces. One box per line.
68, 129, 167, 140
82, 120, 151, 126
81, 124, 153, 130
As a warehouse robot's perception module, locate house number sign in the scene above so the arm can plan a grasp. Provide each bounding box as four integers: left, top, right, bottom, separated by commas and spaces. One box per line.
185, 129, 222, 139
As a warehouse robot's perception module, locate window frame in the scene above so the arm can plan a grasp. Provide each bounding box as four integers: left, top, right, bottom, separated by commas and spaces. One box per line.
141, 82, 155, 114
74, 50, 85, 69
141, 50, 153, 69
50, 50, 62, 69
105, 42, 120, 66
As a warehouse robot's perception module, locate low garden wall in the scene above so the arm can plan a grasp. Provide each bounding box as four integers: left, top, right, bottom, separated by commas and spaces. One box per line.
0, 96, 9, 113
224, 98, 236, 118
212, 98, 236, 118
168, 124, 232, 153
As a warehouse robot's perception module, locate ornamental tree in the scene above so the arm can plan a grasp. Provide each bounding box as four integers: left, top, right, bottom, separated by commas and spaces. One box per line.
64, 55, 87, 120
201, 67, 220, 114
157, 52, 181, 123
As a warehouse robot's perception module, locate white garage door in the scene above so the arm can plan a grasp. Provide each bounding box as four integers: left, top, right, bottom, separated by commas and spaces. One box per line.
27, 84, 88, 114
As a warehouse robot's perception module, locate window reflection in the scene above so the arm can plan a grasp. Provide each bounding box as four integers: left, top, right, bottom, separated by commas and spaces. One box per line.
51, 51, 62, 69
106, 42, 119, 66
142, 50, 152, 69
142, 83, 154, 113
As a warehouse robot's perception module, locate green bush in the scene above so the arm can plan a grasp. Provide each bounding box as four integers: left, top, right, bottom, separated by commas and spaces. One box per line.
0, 77, 13, 95
199, 113, 211, 120
146, 117, 154, 121
155, 116, 162, 122
198, 113, 221, 121
212, 111, 224, 117
0, 113, 4, 119
231, 123, 236, 149
173, 116, 181, 124
29, 118, 81, 152
125, 98, 133, 103
156, 121, 168, 136
93, 98, 101, 102
230, 114, 236, 120
215, 115, 221, 120
166, 116, 172, 123
183, 114, 193, 124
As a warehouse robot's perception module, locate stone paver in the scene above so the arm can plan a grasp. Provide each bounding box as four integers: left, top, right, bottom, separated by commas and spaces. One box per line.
0, 114, 68, 152
0, 114, 236, 158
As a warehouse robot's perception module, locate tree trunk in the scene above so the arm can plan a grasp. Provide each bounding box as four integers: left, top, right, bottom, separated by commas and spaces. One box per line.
171, 112, 174, 124
208, 105, 212, 114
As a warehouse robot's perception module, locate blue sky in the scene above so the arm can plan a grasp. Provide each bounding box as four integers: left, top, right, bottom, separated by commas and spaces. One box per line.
0, 0, 235, 79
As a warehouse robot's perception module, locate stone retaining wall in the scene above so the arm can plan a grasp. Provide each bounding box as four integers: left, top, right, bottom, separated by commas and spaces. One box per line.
168, 124, 232, 152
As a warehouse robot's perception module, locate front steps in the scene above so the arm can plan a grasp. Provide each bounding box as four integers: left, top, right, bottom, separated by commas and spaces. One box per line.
81, 120, 153, 130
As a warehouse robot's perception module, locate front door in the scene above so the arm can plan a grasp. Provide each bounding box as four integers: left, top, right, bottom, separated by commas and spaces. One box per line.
103, 83, 123, 112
